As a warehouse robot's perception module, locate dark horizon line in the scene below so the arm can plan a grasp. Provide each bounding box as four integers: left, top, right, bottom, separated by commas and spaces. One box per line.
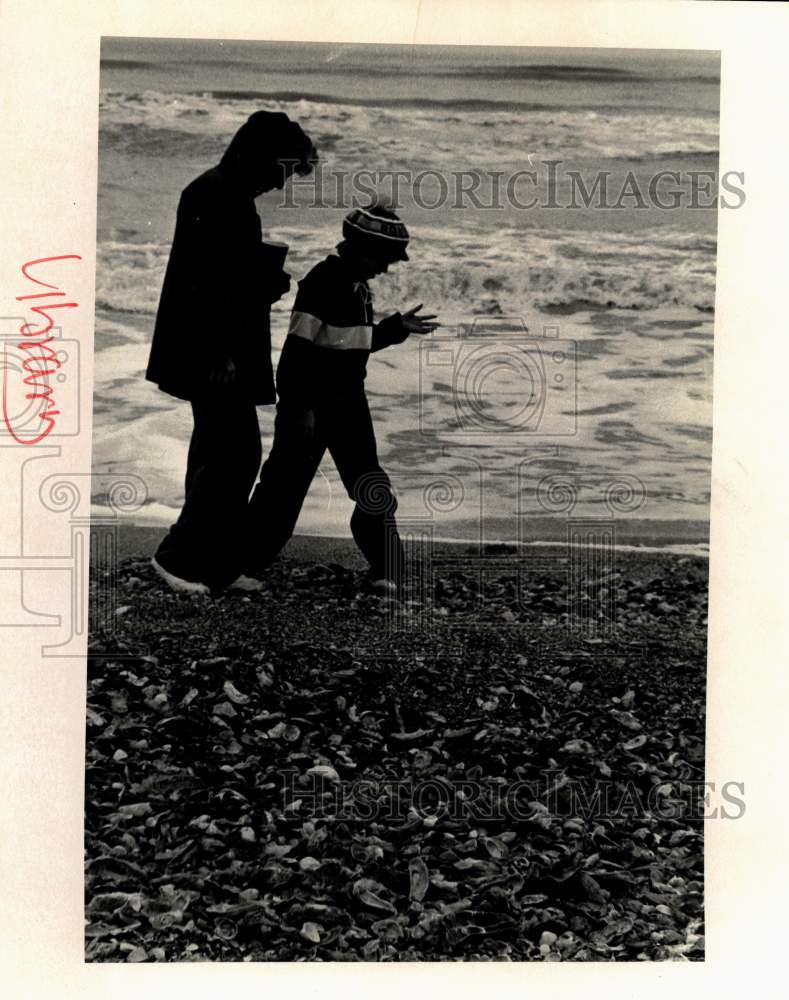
100, 58, 720, 86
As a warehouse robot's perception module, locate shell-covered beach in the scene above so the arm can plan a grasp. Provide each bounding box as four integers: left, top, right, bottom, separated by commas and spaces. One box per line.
86, 534, 707, 961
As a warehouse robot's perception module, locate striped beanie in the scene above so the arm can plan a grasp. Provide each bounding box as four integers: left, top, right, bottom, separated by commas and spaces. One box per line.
341, 202, 410, 261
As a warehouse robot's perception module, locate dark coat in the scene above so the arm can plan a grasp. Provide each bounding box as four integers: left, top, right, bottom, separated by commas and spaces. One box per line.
146, 167, 279, 405
277, 254, 406, 413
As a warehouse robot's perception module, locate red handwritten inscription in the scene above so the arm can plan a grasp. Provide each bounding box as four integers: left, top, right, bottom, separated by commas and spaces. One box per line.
2, 254, 81, 444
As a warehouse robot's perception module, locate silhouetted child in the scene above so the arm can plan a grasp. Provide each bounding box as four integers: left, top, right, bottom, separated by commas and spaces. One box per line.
249, 202, 438, 590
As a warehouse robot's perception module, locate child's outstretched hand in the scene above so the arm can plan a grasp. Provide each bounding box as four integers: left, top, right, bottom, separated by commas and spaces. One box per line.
402, 304, 439, 335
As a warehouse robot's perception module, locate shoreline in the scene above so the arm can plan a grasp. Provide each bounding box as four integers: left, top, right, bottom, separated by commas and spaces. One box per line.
113, 520, 710, 566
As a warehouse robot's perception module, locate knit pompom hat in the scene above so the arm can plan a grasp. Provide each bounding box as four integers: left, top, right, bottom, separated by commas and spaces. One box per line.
341, 202, 410, 261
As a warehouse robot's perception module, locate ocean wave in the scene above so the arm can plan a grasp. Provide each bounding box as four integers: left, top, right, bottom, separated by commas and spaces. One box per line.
99, 89, 720, 168
427, 63, 647, 82
105, 86, 721, 120
95, 240, 170, 317
205, 89, 558, 113
103, 54, 719, 86
615, 148, 719, 162
203, 89, 719, 119
345, 223, 717, 314
325, 63, 648, 82
100, 121, 227, 159
100, 58, 155, 70
95, 223, 717, 321
374, 256, 715, 314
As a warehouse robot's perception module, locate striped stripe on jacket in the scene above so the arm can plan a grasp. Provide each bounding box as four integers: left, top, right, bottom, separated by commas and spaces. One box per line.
275, 253, 407, 412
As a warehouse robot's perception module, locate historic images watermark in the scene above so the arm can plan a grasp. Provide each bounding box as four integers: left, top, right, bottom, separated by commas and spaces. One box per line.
278, 161, 745, 212
279, 770, 745, 824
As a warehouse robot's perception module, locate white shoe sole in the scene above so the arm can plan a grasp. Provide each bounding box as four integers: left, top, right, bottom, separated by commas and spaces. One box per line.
228, 574, 264, 592
151, 557, 210, 595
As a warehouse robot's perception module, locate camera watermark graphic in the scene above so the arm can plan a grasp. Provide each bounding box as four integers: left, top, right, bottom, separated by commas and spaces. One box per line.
0, 317, 81, 441
343, 303, 653, 660
419, 319, 577, 439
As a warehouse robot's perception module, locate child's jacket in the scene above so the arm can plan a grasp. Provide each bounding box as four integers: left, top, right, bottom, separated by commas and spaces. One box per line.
276, 253, 408, 413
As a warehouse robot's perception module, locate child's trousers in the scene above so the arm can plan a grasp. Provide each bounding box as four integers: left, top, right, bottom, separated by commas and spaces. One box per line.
248, 388, 404, 581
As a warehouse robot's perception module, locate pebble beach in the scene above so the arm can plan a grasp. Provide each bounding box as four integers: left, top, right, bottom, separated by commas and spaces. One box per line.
86, 531, 706, 961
